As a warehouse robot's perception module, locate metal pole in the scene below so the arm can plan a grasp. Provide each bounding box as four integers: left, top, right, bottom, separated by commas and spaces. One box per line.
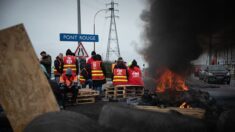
93, 9, 108, 52
77, 0, 81, 34
93, 23, 96, 51
77, 0, 81, 74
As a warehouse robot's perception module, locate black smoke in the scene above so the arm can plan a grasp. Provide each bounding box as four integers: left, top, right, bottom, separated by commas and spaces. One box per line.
141, 0, 235, 77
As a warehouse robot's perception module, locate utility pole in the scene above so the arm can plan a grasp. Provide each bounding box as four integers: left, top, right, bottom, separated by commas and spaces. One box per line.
106, 0, 120, 61
77, 0, 82, 73
77, 0, 81, 34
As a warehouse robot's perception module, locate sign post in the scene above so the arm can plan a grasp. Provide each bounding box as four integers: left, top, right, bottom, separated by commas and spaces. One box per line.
74, 43, 89, 58
60, 33, 99, 42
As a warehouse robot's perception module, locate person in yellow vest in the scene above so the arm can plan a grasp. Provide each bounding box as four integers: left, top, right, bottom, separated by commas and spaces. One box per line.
79, 64, 93, 88
63, 49, 79, 75
112, 57, 128, 86
91, 54, 106, 94
111, 60, 117, 73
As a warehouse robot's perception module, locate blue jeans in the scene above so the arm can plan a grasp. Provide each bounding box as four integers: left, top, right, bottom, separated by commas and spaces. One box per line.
82, 79, 93, 88
93, 83, 102, 94
55, 76, 60, 84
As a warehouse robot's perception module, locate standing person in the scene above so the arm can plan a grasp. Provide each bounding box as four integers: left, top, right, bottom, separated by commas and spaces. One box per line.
63, 49, 79, 75
87, 51, 96, 65
79, 64, 93, 88
112, 57, 128, 86
91, 54, 106, 94
79, 57, 87, 71
111, 60, 117, 73
54, 53, 63, 83
40, 51, 52, 79
127, 59, 144, 86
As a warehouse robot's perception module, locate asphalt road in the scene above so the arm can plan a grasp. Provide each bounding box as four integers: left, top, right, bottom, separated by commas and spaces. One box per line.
1, 76, 235, 131
187, 76, 235, 108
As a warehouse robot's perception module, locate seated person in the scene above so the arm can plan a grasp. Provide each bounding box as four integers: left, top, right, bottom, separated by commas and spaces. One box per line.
112, 57, 128, 86
79, 64, 93, 88
41, 64, 63, 109
59, 68, 78, 106
127, 60, 144, 86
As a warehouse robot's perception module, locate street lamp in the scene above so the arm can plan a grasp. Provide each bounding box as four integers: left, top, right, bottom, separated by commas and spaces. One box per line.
93, 8, 113, 52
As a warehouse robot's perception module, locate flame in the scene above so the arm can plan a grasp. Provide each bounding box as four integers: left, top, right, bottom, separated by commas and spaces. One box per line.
156, 69, 188, 93
179, 102, 191, 109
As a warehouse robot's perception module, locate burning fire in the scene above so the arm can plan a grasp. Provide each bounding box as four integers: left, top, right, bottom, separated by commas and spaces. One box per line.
179, 102, 191, 109
156, 69, 188, 93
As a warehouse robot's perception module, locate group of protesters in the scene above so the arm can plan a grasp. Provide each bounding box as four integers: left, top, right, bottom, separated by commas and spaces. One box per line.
39, 49, 144, 108
39, 49, 106, 106
111, 57, 144, 86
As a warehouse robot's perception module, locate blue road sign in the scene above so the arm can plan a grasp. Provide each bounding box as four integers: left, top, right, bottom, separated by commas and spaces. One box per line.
60, 33, 99, 42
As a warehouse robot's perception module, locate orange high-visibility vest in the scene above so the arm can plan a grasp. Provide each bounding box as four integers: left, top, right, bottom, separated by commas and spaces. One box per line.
63, 55, 76, 74
59, 73, 78, 87
111, 63, 116, 73
53, 68, 60, 76
113, 68, 128, 86
91, 61, 105, 80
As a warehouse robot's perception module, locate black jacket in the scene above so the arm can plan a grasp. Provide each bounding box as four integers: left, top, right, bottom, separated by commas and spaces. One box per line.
81, 67, 91, 80
54, 58, 63, 75
40, 55, 52, 77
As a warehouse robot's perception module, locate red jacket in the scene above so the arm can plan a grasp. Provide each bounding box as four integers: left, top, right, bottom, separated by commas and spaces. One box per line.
91, 61, 105, 80
127, 66, 144, 86
63, 55, 77, 74
113, 68, 128, 86
87, 57, 94, 65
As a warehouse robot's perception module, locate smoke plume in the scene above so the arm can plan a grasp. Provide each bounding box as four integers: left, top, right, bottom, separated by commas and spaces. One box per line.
141, 0, 235, 77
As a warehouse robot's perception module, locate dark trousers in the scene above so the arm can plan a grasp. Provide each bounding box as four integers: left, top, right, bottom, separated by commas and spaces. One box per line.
49, 80, 63, 107
93, 83, 102, 94
60, 85, 78, 106
81, 79, 93, 88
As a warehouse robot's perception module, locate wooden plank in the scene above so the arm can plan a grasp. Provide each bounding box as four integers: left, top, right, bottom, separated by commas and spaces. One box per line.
0, 24, 59, 132
77, 97, 95, 104
77, 94, 98, 98
105, 87, 114, 90
135, 106, 205, 119
106, 90, 115, 92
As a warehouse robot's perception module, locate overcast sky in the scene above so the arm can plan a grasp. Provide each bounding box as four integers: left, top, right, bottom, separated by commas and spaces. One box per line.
0, 0, 147, 67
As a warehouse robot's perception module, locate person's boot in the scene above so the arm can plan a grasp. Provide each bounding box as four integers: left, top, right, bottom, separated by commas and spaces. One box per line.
71, 96, 77, 106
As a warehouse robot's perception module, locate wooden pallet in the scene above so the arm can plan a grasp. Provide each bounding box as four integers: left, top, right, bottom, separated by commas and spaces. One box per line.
105, 86, 115, 98
105, 85, 144, 100
76, 88, 98, 104
78, 88, 99, 96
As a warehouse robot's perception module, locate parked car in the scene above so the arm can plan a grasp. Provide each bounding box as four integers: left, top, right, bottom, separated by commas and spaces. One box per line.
193, 65, 201, 77
204, 65, 231, 84
198, 65, 208, 80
